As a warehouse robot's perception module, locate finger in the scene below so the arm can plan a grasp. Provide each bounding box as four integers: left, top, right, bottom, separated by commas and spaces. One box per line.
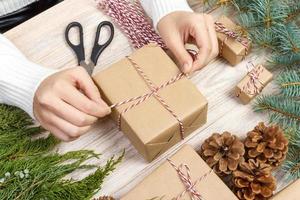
45, 98, 98, 127
72, 67, 106, 105
40, 109, 91, 138
163, 32, 193, 73
191, 18, 212, 71
48, 125, 77, 142
35, 110, 75, 141
204, 14, 219, 62
61, 83, 111, 118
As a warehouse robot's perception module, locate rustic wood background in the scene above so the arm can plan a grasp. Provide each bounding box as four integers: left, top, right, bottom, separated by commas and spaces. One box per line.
4, 0, 291, 198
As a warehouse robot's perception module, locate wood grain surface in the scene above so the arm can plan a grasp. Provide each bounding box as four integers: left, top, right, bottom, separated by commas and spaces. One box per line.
4, 0, 290, 198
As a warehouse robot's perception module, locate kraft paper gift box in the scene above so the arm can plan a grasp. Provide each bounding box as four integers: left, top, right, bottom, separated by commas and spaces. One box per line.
121, 145, 239, 200
216, 15, 251, 66
93, 45, 208, 162
271, 179, 300, 200
235, 64, 273, 104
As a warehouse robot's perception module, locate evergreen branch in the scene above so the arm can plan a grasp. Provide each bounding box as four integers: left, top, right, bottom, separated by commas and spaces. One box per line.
282, 145, 300, 180
254, 95, 300, 129
285, 128, 300, 147
281, 82, 300, 87
276, 70, 300, 97
0, 105, 33, 132
270, 52, 300, 66
274, 23, 300, 54
0, 104, 123, 199
284, 0, 300, 23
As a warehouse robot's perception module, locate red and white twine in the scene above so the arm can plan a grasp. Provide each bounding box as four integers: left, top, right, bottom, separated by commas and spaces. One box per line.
98, 0, 252, 140
167, 159, 213, 200
110, 55, 186, 139
97, 0, 249, 54
242, 65, 265, 96
97, 0, 166, 49
214, 22, 250, 58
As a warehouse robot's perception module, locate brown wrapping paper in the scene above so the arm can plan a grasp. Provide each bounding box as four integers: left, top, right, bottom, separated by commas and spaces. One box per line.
121, 145, 238, 200
271, 179, 300, 200
93, 45, 208, 162
217, 16, 251, 66
235, 64, 273, 104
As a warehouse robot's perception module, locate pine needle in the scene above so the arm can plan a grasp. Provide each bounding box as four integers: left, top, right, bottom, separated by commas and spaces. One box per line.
277, 70, 300, 97
254, 95, 300, 130
282, 145, 300, 180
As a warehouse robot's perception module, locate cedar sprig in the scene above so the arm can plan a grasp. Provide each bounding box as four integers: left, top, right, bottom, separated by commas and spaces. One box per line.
0, 104, 123, 199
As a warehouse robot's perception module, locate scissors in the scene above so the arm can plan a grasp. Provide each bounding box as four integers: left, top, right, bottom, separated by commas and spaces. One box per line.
65, 21, 114, 75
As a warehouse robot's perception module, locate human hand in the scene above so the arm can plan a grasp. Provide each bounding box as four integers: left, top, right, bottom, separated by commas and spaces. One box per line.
33, 67, 111, 141
157, 11, 219, 74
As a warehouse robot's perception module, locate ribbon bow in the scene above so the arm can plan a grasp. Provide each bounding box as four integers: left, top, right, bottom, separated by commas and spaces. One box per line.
167, 159, 213, 200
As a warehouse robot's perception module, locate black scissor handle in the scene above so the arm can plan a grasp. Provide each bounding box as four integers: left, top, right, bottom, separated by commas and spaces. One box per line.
65, 22, 85, 65
91, 21, 114, 65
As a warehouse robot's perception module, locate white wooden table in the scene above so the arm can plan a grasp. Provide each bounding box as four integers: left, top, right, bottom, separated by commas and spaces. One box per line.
4, 0, 288, 198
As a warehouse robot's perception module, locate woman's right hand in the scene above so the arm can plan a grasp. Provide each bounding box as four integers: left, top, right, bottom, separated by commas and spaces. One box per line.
33, 67, 111, 141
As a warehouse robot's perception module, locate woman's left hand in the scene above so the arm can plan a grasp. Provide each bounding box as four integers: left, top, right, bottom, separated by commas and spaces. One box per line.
157, 11, 219, 74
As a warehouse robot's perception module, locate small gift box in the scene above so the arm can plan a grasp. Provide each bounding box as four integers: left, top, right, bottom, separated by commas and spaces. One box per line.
121, 145, 238, 200
235, 64, 273, 104
271, 179, 300, 200
93, 45, 208, 162
216, 16, 251, 66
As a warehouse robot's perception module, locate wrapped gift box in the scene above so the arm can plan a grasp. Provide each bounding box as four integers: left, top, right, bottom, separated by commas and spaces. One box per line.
93, 45, 208, 162
234, 64, 273, 104
271, 179, 300, 200
121, 145, 239, 200
216, 16, 251, 66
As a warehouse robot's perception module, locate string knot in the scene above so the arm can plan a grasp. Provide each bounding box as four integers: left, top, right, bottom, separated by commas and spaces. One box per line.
110, 56, 186, 140
215, 21, 250, 59
167, 159, 213, 200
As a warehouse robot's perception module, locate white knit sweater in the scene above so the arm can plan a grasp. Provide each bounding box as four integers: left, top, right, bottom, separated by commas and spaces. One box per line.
0, 0, 192, 119
0, 0, 37, 16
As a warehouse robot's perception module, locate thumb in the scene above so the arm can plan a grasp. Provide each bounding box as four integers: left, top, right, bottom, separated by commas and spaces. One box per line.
167, 34, 193, 74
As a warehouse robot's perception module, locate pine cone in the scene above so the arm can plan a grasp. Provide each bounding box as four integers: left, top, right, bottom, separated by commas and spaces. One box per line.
199, 132, 245, 175
94, 196, 115, 200
244, 122, 288, 168
233, 159, 276, 200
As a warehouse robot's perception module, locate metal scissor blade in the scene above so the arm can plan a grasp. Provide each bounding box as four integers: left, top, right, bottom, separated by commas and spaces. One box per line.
80, 61, 94, 76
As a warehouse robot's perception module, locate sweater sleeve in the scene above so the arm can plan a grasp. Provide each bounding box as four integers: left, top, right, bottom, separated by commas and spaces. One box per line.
140, 0, 193, 28
0, 34, 58, 119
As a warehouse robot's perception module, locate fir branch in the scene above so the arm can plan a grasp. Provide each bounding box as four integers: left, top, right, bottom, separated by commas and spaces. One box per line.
276, 70, 300, 97
285, 128, 300, 147
284, 0, 300, 23
254, 95, 300, 130
270, 52, 300, 66
246, 27, 277, 50
239, 0, 287, 28
282, 145, 300, 180
274, 23, 300, 55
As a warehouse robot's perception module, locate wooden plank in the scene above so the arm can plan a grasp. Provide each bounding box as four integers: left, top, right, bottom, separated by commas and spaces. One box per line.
4, 0, 289, 198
